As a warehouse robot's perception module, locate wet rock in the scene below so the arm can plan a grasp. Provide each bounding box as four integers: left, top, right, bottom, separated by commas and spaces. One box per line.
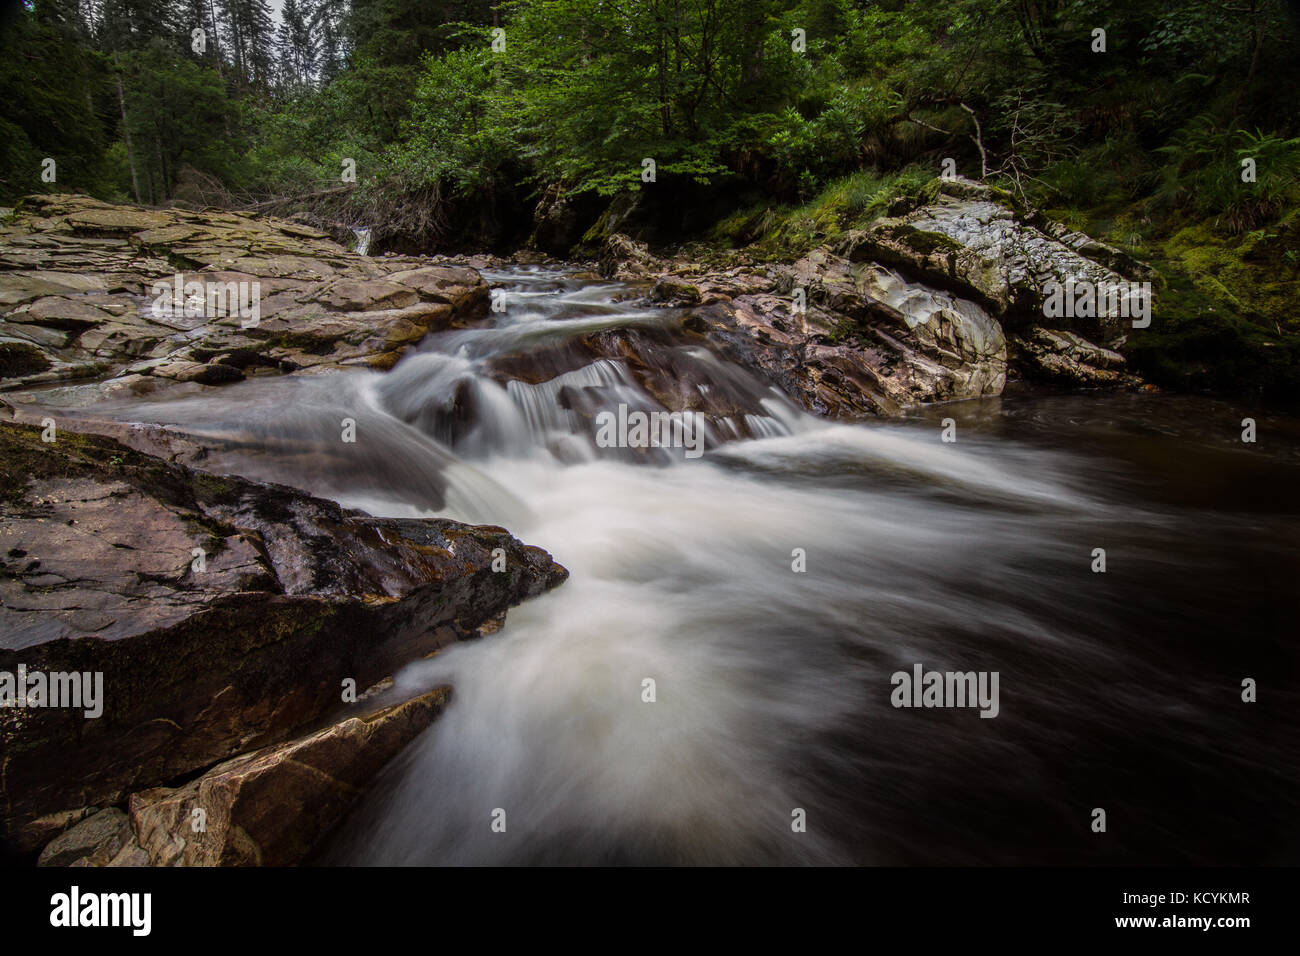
651, 278, 702, 305
0, 420, 568, 855
1013, 327, 1140, 387
0, 340, 51, 377
598, 233, 657, 279
176, 362, 246, 386
686, 250, 1006, 417
37, 808, 132, 868
612, 177, 1148, 413
119, 687, 450, 866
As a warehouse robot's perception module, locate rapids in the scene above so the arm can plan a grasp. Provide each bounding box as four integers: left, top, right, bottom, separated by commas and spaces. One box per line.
99, 266, 1300, 865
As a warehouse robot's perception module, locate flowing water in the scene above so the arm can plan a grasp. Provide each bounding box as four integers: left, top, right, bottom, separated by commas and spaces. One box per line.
98, 267, 1300, 865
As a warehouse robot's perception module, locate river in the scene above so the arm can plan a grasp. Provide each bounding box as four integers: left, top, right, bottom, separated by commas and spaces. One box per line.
101, 266, 1300, 865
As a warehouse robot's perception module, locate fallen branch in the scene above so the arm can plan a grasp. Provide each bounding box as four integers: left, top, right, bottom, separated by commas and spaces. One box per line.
240, 185, 356, 211
960, 103, 989, 179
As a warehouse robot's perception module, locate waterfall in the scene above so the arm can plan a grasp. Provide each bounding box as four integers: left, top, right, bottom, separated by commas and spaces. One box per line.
352, 226, 372, 256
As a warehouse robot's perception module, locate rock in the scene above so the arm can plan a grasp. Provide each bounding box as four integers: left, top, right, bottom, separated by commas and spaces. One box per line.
651, 279, 702, 305
598, 233, 657, 279
175, 362, 245, 386
691, 250, 1006, 417
1013, 327, 1139, 387
312, 278, 419, 312
121, 687, 451, 866
37, 808, 132, 867
619, 177, 1148, 411
16, 807, 98, 856
0, 420, 567, 855
0, 340, 51, 377
532, 183, 601, 256
838, 177, 1149, 343
382, 266, 490, 310
0, 194, 490, 395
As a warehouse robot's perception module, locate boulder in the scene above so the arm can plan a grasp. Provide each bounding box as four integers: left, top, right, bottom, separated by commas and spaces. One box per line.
692, 250, 1006, 417
0, 420, 567, 856
37, 809, 132, 867
121, 687, 451, 866
838, 177, 1151, 343
1012, 327, 1139, 387
598, 233, 657, 279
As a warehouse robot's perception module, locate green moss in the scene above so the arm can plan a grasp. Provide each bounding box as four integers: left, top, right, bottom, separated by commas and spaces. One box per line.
1160, 215, 1300, 334
890, 224, 965, 258
1034, 192, 1300, 400
706, 166, 933, 260
826, 315, 862, 344
0, 342, 52, 378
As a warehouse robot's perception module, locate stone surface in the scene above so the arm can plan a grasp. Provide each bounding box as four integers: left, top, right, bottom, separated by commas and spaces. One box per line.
597, 245, 1008, 418
837, 177, 1152, 344
1013, 327, 1139, 387
0, 420, 567, 855
37, 808, 132, 867
599, 233, 657, 279
121, 687, 450, 867
0, 194, 489, 398
591, 179, 1147, 414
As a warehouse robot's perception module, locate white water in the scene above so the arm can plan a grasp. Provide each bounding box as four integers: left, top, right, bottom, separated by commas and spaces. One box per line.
352, 226, 372, 257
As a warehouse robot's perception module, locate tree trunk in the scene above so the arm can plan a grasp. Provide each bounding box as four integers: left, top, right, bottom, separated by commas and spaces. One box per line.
154, 133, 169, 202
115, 73, 142, 204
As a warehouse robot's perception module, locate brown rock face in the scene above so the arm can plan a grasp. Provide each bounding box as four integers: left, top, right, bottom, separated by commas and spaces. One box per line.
696, 252, 1006, 418
590, 179, 1145, 414
36, 808, 132, 867
0, 421, 567, 856
0, 194, 489, 402
593, 243, 1008, 419
122, 687, 451, 867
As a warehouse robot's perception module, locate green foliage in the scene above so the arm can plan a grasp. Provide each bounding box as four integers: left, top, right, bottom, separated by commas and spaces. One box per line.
709, 164, 931, 256
1150, 116, 1300, 233
0, 2, 114, 202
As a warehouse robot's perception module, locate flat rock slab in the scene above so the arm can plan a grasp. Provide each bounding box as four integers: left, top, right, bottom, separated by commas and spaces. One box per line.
0, 195, 489, 398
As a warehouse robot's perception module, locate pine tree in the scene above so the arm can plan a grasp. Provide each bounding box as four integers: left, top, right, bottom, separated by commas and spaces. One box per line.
278, 0, 318, 90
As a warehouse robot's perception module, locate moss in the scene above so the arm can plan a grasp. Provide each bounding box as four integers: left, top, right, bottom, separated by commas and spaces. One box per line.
0, 342, 52, 378
1160, 216, 1300, 334
1124, 259, 1300, 401
1034, 193, 1299, 401
190, 471, 239, 503
704, 166, 934, 260
888, 223, 965, 258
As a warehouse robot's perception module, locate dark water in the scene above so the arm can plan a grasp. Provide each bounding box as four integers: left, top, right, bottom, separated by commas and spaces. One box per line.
100, 267, 1300, 865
